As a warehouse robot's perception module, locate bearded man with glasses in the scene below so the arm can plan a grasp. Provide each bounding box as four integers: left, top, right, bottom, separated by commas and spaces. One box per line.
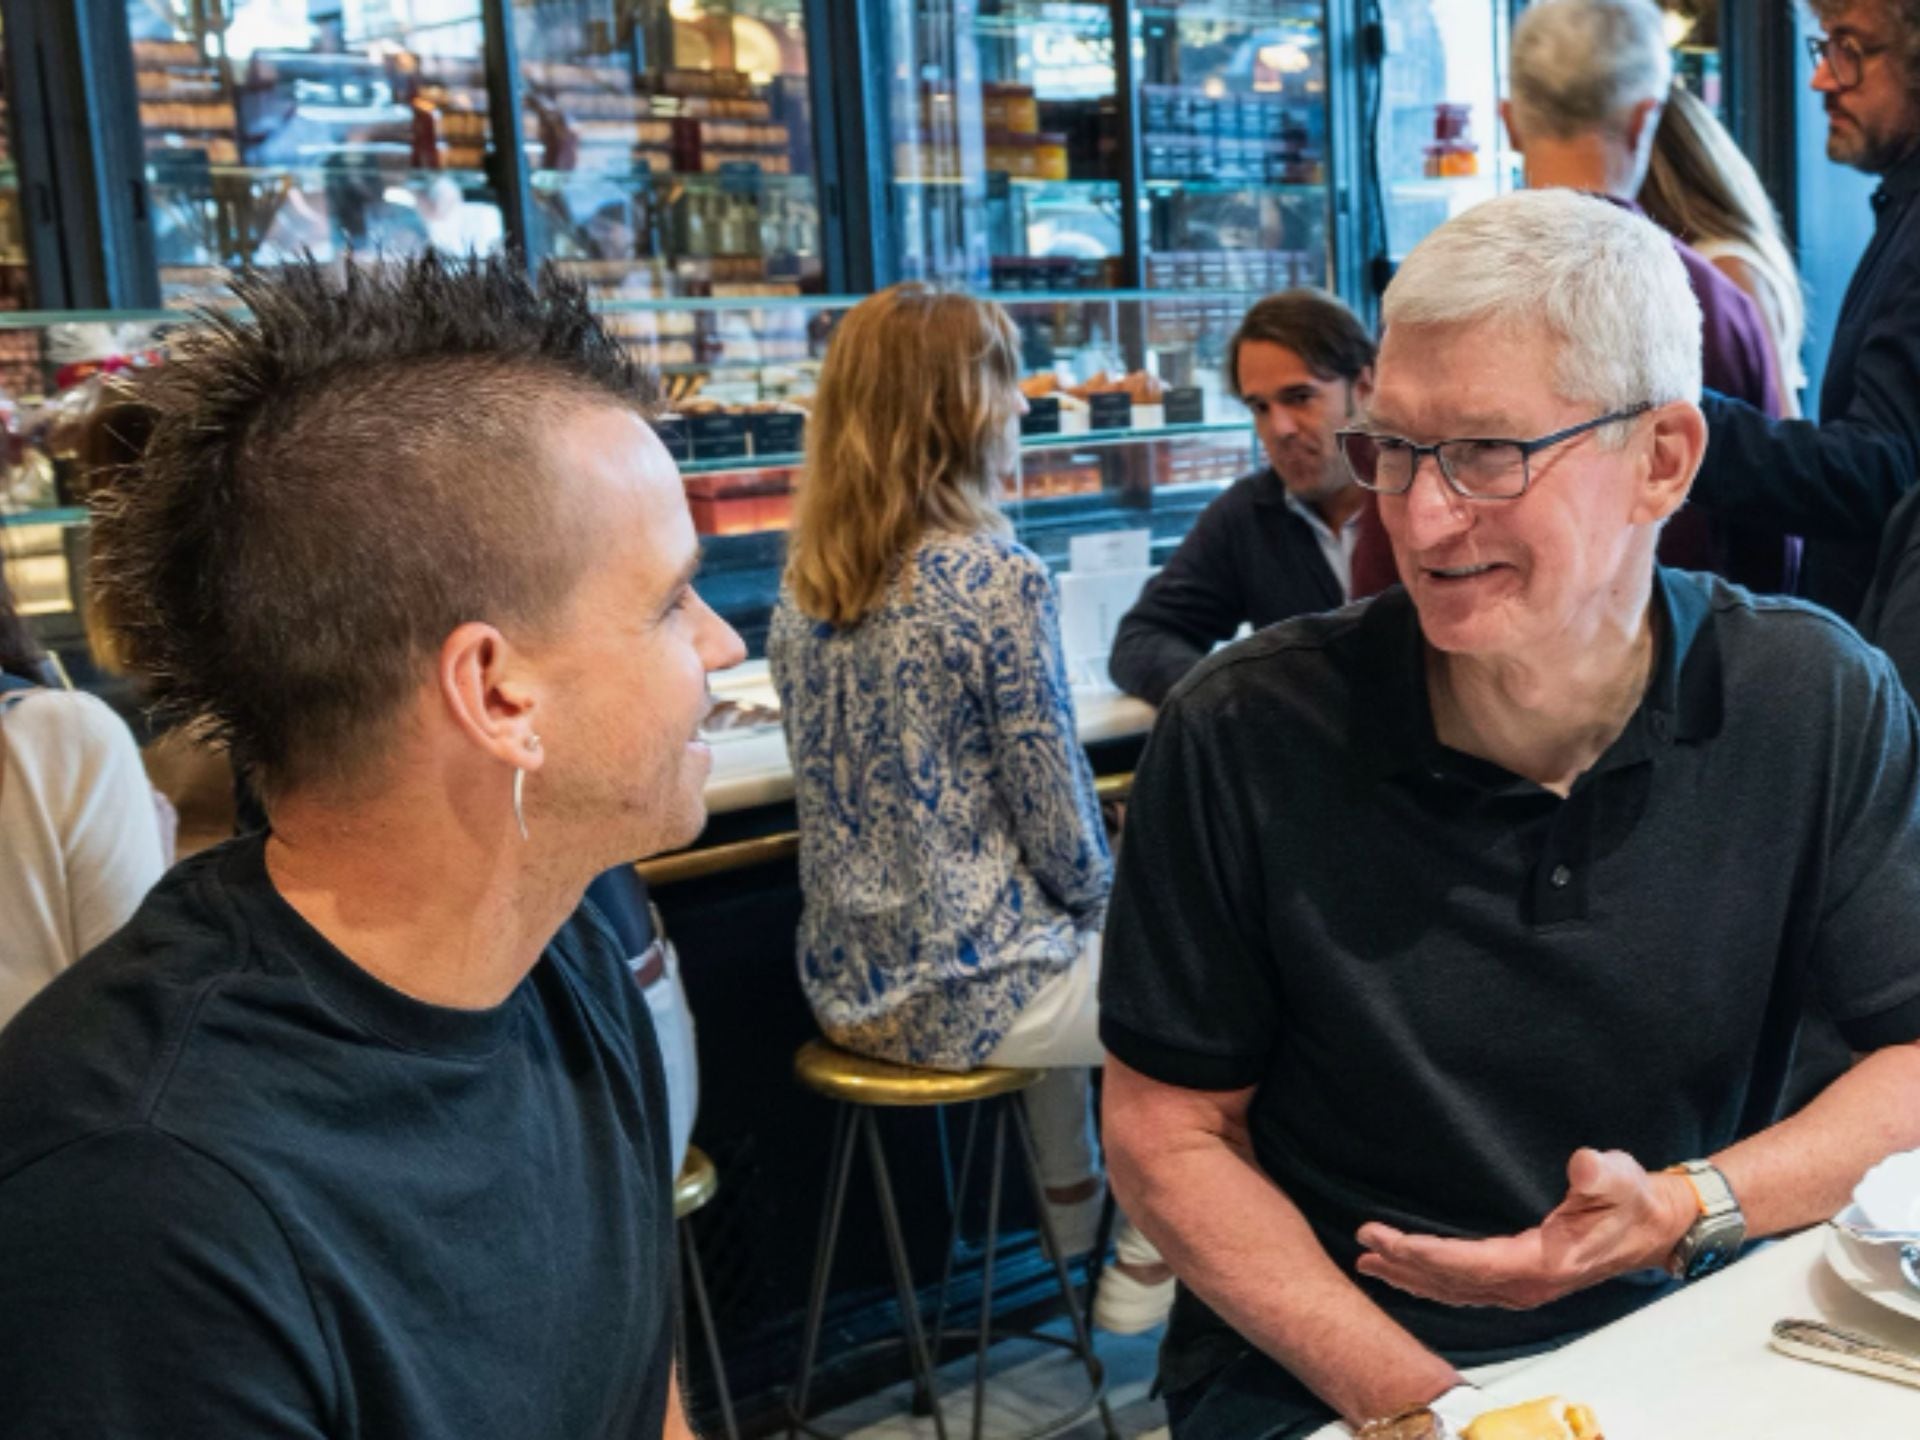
1097, 190, 1920, 1440
1687, 0, 1920, 631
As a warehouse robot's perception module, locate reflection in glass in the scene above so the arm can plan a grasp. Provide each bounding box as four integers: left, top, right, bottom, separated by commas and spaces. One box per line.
1138, 1, 1332, 293
886, 0, 1123, 291
1374, 0, 1510, 263
127, 0, 504, 307
514, 1, 821, 306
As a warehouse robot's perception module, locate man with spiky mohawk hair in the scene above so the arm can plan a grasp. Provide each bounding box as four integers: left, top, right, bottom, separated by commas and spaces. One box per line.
0, 253, 743, 1438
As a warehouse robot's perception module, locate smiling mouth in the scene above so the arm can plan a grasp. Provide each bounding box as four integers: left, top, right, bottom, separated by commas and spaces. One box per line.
1426, 562, 1503, 579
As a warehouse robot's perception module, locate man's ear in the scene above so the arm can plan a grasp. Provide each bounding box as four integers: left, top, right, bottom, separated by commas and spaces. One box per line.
1632, 401, 1707, 526
438, 622, 545, 772
1499, 98, 1523, 150
1623, 96, 1662, 164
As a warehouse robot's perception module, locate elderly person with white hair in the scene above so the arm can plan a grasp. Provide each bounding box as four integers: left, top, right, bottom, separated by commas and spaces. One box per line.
1353, 0, 1788, 602
1098, 189, 1920, 1440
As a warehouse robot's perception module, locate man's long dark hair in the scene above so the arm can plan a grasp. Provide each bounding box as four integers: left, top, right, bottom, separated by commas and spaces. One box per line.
90, 251, 658, 805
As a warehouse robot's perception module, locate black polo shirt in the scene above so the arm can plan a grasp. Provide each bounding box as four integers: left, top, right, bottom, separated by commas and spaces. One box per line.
1101, 569, 1920, 1396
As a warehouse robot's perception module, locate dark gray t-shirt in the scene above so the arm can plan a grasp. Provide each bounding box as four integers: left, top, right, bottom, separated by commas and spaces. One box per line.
0, 833, 675, 1439
1101, 569, 1920, 1393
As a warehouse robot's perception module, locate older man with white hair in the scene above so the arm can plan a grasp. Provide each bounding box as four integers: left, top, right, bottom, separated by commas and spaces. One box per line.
1099, 190, 1920, 1439
1354, 0, 1789, 601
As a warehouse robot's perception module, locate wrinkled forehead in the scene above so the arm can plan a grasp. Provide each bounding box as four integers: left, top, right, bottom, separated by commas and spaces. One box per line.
1368, 317, 1567, 437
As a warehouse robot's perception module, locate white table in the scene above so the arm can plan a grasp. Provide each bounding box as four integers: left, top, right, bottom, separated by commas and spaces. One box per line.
701, 659, 1155, 815
1307, 1229, 1920, 1437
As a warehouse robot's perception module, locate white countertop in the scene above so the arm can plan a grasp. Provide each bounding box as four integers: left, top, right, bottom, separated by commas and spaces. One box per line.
1306, 1228, 1920, 1437
700, 659, 1156, 816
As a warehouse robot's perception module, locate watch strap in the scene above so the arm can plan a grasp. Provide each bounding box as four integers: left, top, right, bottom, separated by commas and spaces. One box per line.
1671, 1159, 1738, 1218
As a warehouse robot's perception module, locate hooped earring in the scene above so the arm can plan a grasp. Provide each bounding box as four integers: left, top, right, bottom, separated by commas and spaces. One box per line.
512, 734, 542, 841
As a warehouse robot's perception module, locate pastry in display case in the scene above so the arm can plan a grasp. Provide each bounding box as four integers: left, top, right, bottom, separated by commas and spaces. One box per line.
0, 283, 1253, 671
885, 0, 1124, 291
1137, 0, 1333, 291
516, 1, 824, 299
126, 1, 507, 307
135, 38, 240, 167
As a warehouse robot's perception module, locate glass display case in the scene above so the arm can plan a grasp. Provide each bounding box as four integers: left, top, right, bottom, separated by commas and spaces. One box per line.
882, 0, 1126, 291
0, 13, 23, 314
0, 291, 1253, 685
515, 0, 824, 303
125, 0, 507, 309
1136, 0, 1334, 293
607, 287, 1256, 657
0, 13, 38, 395
1373, 0, 1513, 266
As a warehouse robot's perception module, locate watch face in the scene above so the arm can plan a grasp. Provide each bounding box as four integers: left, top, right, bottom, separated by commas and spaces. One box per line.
1688, 1245, 1732, 1279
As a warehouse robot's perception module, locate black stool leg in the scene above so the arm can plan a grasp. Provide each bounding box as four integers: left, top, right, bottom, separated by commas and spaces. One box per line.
1081, 1187, 1118, 1337
926, 1102, 985, 1402
864, 1109, 951, 1440
1012, 1096, 1120, 1440
681, 1217, 741, 1440
788, 1103, 859, 1438
972, 1101, 1009, 1440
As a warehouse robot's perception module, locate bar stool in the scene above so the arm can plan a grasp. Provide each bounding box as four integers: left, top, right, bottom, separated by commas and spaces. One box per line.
787, 1039, 1117, 1440
675, 1145, 740, 1440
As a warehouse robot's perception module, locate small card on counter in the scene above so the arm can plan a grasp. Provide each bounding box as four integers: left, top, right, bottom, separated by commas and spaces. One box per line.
747, 411, 806, 458
1164, 386, 1205, 426
689, 413, 749, 461
1021, 396, 1062, 436
1089, 392, 1133, 431
1069, 528, 1152, 574
654, 415, 692, 462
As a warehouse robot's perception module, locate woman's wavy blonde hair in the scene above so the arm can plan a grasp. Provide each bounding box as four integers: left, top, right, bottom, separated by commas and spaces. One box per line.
1640, 86, 1806, 389
785, 284, 1021, 627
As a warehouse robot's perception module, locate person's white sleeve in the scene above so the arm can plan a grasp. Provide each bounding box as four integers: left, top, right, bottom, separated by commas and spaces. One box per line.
44, 692, 167, 956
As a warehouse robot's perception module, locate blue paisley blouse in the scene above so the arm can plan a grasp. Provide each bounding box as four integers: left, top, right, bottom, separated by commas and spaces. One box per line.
768, 531, 1112, 1071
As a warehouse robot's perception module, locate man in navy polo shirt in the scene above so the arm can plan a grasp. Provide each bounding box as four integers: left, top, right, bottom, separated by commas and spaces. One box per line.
1099, 190, 1920, 1439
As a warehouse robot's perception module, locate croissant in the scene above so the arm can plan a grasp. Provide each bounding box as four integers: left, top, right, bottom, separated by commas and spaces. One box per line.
1461, 1395, 1603, 1440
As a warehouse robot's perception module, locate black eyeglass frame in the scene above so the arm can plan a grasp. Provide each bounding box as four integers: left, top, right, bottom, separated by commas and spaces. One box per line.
1335, 402, 1655, 501
1807, 31, 1889, 90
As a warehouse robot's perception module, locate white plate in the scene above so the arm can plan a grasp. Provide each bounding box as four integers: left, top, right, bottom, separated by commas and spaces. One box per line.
1825, 1204, 1920, 1324
1855, 1149, 1920, 1232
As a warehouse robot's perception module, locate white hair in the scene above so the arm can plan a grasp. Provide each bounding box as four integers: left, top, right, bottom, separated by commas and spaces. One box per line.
1510, 0, 1673, 141
1382, 189, 1703, 421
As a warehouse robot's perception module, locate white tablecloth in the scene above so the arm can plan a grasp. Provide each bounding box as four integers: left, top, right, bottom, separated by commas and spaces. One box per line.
1307, 1228, 1920, 1437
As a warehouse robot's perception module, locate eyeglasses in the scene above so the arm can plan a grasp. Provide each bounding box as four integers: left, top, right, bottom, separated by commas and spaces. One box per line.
1334, 403, 1653, 501
1807, 31, 1890, 90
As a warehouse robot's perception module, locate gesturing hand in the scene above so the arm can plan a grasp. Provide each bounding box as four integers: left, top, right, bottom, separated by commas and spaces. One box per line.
1353, 1148, 1698, 1310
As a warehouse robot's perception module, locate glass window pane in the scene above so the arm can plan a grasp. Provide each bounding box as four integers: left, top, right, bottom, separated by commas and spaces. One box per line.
1376, 0, 1511, 263
514, 1, 822, 303
127, 0, 505, 308
885, 0, 1123, 291
1138, 1, 1333, 293
1668, 0, 1723, 115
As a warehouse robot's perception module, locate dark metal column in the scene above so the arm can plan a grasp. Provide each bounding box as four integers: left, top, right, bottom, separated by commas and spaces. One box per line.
810, 0, 885, 293
2, 0, 157, 309
481, 0, 536, 275
1323, 0, 1370, 315
1109, 0, 1146, 293
1721, 0, 1800, 242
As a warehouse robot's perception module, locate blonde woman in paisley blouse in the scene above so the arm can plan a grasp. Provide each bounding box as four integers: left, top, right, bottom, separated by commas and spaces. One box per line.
769, 285, 1175, 1332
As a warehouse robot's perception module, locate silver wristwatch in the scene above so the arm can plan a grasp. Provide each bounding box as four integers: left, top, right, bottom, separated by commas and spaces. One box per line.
1666, 1160, 1746, 1280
